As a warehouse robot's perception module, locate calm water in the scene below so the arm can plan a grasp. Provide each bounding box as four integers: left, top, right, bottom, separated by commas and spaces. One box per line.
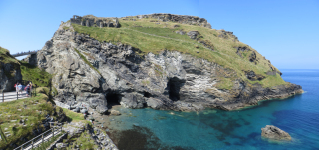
107, 69, 319, 150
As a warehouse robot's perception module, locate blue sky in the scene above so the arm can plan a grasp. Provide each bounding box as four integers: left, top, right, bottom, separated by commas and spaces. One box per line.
0, 0, 318, 69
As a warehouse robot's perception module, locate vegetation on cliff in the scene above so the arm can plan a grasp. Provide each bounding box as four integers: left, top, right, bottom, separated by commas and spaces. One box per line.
71, 16, 286, 89
0, 46, 19, 65
0, 94, 64, 149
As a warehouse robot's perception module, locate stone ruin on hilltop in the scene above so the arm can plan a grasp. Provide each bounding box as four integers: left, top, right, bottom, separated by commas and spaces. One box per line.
70, 15, 120, 28
130, 13, 211, 29
70, 13, 211, 29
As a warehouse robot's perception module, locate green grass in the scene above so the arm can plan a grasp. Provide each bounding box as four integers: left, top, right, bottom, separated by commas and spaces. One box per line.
0, 46, 20, 65
0, 46, 20, 78
71, 18, 287, 89
62, 108, 91, 124
65, 132, 96, 150
20, 61, 53, 87
0, 94, 61, 149
73, 48, 101, 75
30, 133, 63, 150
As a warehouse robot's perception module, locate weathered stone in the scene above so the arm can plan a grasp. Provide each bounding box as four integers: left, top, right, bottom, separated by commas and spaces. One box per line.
80, 108, 88, 114
175, 30, 186, 35
96, 105, 108, 114
261, 125, 292, 141
187, 31, 200, 39
110, 110, 121, 116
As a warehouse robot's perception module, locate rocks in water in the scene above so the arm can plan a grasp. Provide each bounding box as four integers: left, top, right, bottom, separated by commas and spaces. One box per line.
187, 31, 200, 39
96, 105, 108, 114
110, 110, 121, 116
146, 98, 163, 109
261, 125, 292, 141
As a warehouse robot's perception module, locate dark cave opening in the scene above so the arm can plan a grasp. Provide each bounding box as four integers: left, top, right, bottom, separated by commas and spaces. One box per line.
167, 77, 185, 101
144, 92, 151, 98
107, 93, 121, 109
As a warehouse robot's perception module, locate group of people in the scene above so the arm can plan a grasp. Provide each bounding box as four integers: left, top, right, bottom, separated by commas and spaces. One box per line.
14, 81, 32, 97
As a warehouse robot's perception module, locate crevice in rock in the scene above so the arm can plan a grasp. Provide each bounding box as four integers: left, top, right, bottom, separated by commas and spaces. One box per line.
144, 92, 151, 98
167, 77, 186, 101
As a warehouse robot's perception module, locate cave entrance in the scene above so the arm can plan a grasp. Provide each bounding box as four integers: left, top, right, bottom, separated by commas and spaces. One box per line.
167, 77, 185, 101
106, 93, 121, 109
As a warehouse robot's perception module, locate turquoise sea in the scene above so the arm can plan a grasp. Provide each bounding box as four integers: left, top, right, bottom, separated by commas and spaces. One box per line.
106, 69, 319, 150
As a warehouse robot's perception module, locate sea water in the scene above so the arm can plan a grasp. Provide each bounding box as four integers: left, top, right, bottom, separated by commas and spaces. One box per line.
106, 69, 319, 150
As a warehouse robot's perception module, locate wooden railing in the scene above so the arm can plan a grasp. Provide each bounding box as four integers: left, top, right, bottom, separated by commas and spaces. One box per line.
0, 83, 37, 103
14, 123, 63, 150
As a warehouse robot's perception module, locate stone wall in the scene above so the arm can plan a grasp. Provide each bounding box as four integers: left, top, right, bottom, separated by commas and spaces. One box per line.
123, 13, 212, 29
70, 15, 119, 28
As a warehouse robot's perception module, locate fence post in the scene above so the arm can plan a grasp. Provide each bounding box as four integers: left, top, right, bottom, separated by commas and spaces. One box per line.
17, 92, 18, 100
20, 145, 23, 150
42, 134, 44, 143
31, 140, 34, 149
52, 127, 55, 137
2, 91, 3, 102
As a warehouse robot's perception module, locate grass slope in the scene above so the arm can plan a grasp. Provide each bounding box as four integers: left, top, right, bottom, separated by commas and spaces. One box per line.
71, 17, 287, 89
0, 94, 61, 149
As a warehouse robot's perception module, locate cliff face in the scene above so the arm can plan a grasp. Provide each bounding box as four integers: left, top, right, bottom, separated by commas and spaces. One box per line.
25, 19, 302, 111
0, 47, 22, 92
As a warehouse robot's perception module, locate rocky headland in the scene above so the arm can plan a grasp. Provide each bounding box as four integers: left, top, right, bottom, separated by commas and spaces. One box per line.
23, 14, 303, 113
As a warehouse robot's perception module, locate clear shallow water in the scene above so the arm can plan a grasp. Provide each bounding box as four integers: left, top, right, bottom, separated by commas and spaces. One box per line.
107, 69, 319, 150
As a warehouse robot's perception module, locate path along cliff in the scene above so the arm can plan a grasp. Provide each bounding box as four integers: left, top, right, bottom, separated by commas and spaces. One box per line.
23, 14, 303, 112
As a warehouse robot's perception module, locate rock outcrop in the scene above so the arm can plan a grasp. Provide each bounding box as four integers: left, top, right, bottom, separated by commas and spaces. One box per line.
261, 125, 292, 141
24, 20, 303, 112
0, 47, 22, 92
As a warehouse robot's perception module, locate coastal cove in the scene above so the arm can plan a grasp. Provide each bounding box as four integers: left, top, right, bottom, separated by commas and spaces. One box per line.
100, 69, 319, 150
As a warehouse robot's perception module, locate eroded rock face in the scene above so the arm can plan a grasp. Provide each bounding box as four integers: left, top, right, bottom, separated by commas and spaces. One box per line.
261, 125, 292, 141
0, 62, 22, 92
25, 22, 303, 111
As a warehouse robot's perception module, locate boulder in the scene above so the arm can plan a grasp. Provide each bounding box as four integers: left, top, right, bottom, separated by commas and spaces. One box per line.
110, 110, 121, 116
73, 107, 80, 112
56, 143, 68, 148
187, 31, 200, 39
146, 98, 163, 109
96, 105, 108, 114
80, 108, 88, 114
261, 125, 292, 141
175, 30, 186, 35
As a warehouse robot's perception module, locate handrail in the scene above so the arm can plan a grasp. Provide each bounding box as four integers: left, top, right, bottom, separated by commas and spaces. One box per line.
11, 50, 39, 57
14, 124, 63, 150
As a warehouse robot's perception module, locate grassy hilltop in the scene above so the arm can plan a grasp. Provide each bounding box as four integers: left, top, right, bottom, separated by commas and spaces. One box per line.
70, 15, 286, 89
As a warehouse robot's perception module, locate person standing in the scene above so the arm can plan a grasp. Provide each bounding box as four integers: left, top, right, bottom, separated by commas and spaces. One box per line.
25, 84, 30, 97
14, 82, 19, 93
29, 81, 32, 93
18, 83, 23, 96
